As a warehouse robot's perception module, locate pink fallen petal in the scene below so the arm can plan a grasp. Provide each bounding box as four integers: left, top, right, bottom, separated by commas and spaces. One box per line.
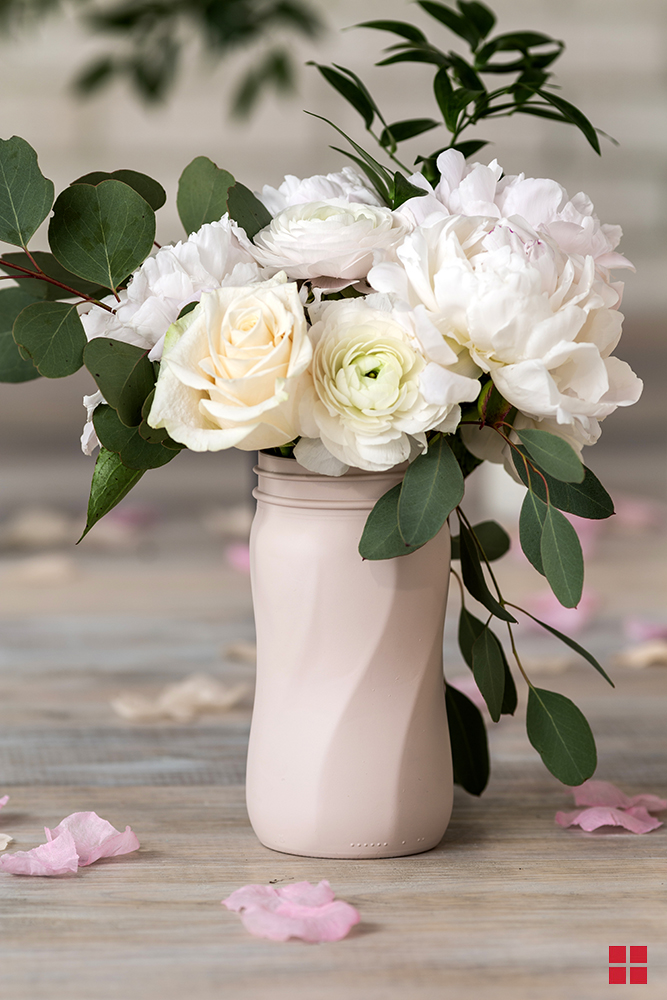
613, 496, 665, 532
0, 795, 8, 811
222, 880, 360, 943
623, 616, 667, 643
556, 805, 662, 834
572, 779, 667, 812
224, 543, 251, 575
45, 811, 140, 866
0, 829, 79, 875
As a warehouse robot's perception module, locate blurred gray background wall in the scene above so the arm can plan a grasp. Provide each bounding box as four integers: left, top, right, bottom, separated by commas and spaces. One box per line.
0, 0, 664, 488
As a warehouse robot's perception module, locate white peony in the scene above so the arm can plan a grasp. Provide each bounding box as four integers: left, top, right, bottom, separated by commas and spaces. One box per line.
80, 217, 260, 363
369, 214, 642, 453
257, 166, 382, 215
293, 297, 479, 475
398, 149, 634, 284
250, 199, 409, 287
147, 274, 312, 452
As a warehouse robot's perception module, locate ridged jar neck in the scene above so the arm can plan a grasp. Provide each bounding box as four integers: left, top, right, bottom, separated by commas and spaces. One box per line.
253, 452, 406, 509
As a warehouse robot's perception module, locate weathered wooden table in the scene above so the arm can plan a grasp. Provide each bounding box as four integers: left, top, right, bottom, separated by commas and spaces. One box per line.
1, 470, 666, 1000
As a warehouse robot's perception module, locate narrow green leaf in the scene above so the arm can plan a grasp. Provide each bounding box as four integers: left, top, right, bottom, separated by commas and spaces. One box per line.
0, 136, 54, 247
355, 20, 427, 43
79, 447, 144, 542
516, 428, 584, 483
445, 683, 489, 795
398, 437, 464, 547
512, 448, 614, 519
537, 89, 601, 155
84, 338, 156, 427
0, 288, 41, 382
0, 251, 108, 301
541, 506, 584, 609
472, 628, 506, 721
359, 483, 422, 560
72, 170, 166, 211
377, 49, 450, 68
329, 147, 392, 205
510, 605, 613, 686
449, 139, 490, 158
331, 64, 388, 127
93, 404, 178, 470
456, 1, 495, 40
308, 62, 375, 128
478, 32, 559, 61
526, 687, 597, 785
13, 301, 86, 378
519, 491, 548, 575
447, 51, 486, 91
176, 157, 235, 236
49, 180, 155, 291
307, 113, 393, 188
441, 87, 484, 133
459, 522, 516, 622
380, 118, 441, 148
418, 1, 479, 48
226, 182, 272, 239
390, 172, 429, 210
458, 606, 485, 669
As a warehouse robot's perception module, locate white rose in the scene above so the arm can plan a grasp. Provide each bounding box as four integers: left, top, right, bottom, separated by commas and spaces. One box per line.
369, 215, 642, 452
80, 217, 260, 362
257, 166, 382, 215
293, 298, 478, 475
147, 274, 312, 452
250, 199, 409, 286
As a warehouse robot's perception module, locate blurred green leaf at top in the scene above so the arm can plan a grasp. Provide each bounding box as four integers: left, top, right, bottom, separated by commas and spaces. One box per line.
0, 0, 324, 117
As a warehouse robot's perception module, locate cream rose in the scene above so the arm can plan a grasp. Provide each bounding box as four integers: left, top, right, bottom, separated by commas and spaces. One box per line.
147, 274, 312, 452
293, 298, 478, 475
250, 199, 409, 285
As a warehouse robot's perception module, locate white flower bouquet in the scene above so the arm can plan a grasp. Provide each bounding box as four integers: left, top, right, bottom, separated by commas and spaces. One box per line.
0, 2, 642, 795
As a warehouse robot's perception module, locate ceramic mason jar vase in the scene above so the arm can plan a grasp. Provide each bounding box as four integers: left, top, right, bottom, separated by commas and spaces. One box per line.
246, 453, 453, 859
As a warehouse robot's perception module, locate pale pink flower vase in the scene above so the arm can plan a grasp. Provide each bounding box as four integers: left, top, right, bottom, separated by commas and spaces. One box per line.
246, 453, 453, 859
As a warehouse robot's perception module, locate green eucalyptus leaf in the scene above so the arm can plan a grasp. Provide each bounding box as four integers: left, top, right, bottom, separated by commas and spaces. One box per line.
470, 520, 511, 561
93, 404, 178, 470
447, 431, 484, 478
176, 157, 235, 236
359, 483, 422, 560
12, 301, 86, 378
308, 62, 375, 128
226, 182, 272, 239
138, 388, 185, 447
0, 288, 41, 382
509, 605, 614, 686
72, 170, 166, 211
472, 627, 506, 722
459, 521, 516, 622
458, 606, 485, 669
500, 650, 517, 715
49, 180, 155, 291
0, 251, 108, 301
84, 338, 156, 427
446, 683, 489, 795
512, 448, 614, 519
79, 446, 144, 542
540, 505, 584, 609
398, 436, 464, 547
519, 490, 548, 575
526, 687, 597, 785
355, 20, 428, 43
516, 429, 584, 483
0, 136, 54, 248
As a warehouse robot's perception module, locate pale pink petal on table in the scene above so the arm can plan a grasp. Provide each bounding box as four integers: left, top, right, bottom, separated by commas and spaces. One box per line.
0, 829, 79, 875
555, 806, 662, 834
572, 779, 667, 812
623, 616, 667, 643
224, 542, 251, 574
46, 811, 140, 866
222, 880, 360, 942
613, 496, 665, 532
0, 795, 8, 811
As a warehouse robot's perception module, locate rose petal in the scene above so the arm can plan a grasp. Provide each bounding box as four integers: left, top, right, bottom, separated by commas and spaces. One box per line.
572, 779, 667, 812
0, 829, 79, 875
46, 811, 140, 866
556, 806, 662, 834
0, 834, 13, 851
623, 617, 667, 643
0, 795, 8, 811
222, 880, 360, 942
224, 542, 251, 575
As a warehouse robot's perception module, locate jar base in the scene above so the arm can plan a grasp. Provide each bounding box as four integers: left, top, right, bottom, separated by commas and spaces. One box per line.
256, 835, 445, 860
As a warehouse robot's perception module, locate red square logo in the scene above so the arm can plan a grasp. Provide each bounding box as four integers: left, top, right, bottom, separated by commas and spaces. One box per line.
609, 967, 627, 985
630, 946, 647, 964
630, 966, 648, 985
609, 946, 626, 964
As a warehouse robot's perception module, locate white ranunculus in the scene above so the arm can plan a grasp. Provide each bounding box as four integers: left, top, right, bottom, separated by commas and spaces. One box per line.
293, 297, 479, 475
147, 274, 312, 452
398, 149, 634, 282
257, 167, 382, 215
250, 199, 409, 286
80, 217, 261, 362
368, 215, 642, 452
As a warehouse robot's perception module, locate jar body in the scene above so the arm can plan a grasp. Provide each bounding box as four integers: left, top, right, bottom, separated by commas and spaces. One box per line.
246, 453, 453, 859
